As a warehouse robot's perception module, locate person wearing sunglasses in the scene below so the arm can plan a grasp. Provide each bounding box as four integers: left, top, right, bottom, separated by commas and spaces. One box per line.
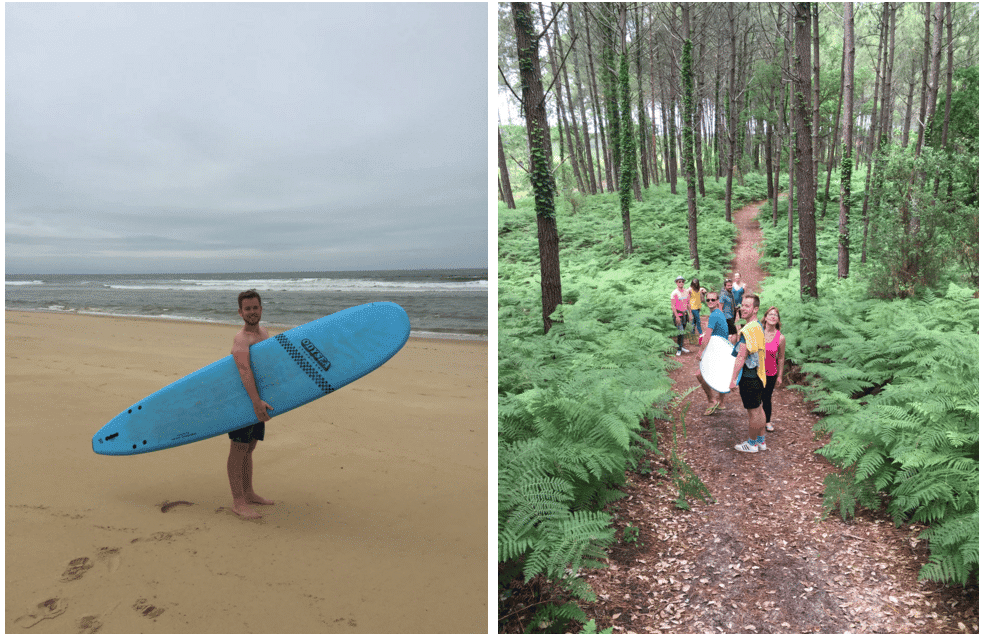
695, 292, 730, 415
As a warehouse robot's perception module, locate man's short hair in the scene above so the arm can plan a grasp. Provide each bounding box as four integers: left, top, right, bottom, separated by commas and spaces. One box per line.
744, 293, 760, 309
238, 289, 262, 309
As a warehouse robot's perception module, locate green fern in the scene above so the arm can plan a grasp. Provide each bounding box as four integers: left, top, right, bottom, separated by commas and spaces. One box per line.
577, 619, 615, 634
500, 186, 736, 625
521, 601, 588, 634
918, 510, 980, 585
760, 271, 979, 585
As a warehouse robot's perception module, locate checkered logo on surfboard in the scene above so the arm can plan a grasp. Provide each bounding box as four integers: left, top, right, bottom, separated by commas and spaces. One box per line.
275, 334, 334, 395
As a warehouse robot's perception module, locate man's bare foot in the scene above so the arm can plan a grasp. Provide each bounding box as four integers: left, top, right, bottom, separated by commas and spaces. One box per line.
245, 493, 274, 505
232, 501, 261, 519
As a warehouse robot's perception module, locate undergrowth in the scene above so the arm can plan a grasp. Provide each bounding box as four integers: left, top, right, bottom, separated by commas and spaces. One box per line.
499, 184, 738, 633
758, 211, 979, 587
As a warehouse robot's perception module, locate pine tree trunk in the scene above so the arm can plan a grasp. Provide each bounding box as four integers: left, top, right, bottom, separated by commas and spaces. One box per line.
901, 55, 917, 149
498, 127, 516, 209
558, 35, 587, 194
539, 3, 584, 195
935, 3, 954, 195
681, 3, 699, 269
787, 2, 796, 269
511, 2, 561, 334
567, 4, 598, 195
811, 2, 820, 193
584, 13, 609, 193
838, 2, 855, 279
694, 37, 707, 198
822, 39, 846, 220
859, 7, 886, 259
724, 4, 738, 222
634, 6, 650, 191
600, 4, 621, 193
914, 3, 932, 155
619, 51, 635, 255
793, 2, 818, 299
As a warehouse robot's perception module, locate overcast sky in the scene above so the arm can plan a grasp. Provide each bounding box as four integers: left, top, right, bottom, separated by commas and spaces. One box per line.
6, 2, 488, 274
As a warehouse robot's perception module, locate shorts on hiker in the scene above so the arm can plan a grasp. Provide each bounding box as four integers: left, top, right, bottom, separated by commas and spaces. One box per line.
229, 422, 265, 444
738, 372, 764, 410
673, 311, 689, 332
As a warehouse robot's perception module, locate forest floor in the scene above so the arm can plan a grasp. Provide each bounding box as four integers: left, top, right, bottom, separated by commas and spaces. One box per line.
574, 199, 979, 634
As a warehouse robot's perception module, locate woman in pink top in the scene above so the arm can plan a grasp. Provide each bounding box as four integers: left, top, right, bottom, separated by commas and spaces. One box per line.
670, 276, 691, 355
762, 306, 785, 432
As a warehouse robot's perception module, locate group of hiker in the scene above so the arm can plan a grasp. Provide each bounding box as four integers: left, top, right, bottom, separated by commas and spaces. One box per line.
670, 273, 786, 454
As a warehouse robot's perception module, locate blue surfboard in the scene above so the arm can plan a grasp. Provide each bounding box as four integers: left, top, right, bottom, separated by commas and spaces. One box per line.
93, 302, 410, 455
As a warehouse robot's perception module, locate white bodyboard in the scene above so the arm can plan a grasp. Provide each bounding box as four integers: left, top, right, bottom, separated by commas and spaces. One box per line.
699, 335, 734, 394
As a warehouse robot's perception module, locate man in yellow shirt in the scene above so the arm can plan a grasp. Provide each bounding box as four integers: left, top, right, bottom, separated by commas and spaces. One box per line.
729, 294, 767, 453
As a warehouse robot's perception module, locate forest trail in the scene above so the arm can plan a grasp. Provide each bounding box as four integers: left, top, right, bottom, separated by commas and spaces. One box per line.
578, 200, 978, 634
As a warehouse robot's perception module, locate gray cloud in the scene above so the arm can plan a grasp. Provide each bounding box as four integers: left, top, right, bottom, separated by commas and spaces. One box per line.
6, 2, 488, 274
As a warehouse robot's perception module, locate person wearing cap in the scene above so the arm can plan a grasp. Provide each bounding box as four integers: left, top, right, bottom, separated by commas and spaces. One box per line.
670, 276, 691, 355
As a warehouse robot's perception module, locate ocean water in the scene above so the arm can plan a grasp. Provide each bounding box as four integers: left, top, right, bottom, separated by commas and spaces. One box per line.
5, 269, 487, 339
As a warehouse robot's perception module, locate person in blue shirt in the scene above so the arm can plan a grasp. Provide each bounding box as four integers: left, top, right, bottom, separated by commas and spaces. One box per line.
732, 273, 746, 328
695, 291, 730, 415
732, 273, 745, 309
717, 279, 738, 340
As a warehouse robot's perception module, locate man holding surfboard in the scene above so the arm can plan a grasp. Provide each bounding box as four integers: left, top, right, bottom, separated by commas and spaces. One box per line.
695, 292, 730, 415
228, 289, 275, 519
730, 293, 768, 453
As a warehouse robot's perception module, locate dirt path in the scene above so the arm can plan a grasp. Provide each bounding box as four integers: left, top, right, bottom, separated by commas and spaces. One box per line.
578, 200, 978, 634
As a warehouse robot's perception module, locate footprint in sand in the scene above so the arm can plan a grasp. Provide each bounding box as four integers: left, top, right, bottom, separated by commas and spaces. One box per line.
14, 597, 68, 628
77, 615, 103, 634
61, 557, 94, 582
61, 547, 121, 582
332, 617, 358, 627
132, 598, 165, 619
95, 547, 121, 574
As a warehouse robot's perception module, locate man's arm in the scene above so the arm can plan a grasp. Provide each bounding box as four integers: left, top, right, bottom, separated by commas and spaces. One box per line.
730, 342, 748, 390
232, 336, 273, 422
697, 313, 715, 359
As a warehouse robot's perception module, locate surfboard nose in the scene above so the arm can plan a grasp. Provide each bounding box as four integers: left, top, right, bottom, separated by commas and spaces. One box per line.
373, 301, 411, 339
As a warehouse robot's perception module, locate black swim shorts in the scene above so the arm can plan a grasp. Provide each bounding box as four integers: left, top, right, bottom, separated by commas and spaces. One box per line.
738, 372, 764, 410
228, 422, 265, 444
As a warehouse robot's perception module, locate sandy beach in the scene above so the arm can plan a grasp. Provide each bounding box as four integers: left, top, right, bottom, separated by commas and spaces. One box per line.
6, 311, 487, 633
